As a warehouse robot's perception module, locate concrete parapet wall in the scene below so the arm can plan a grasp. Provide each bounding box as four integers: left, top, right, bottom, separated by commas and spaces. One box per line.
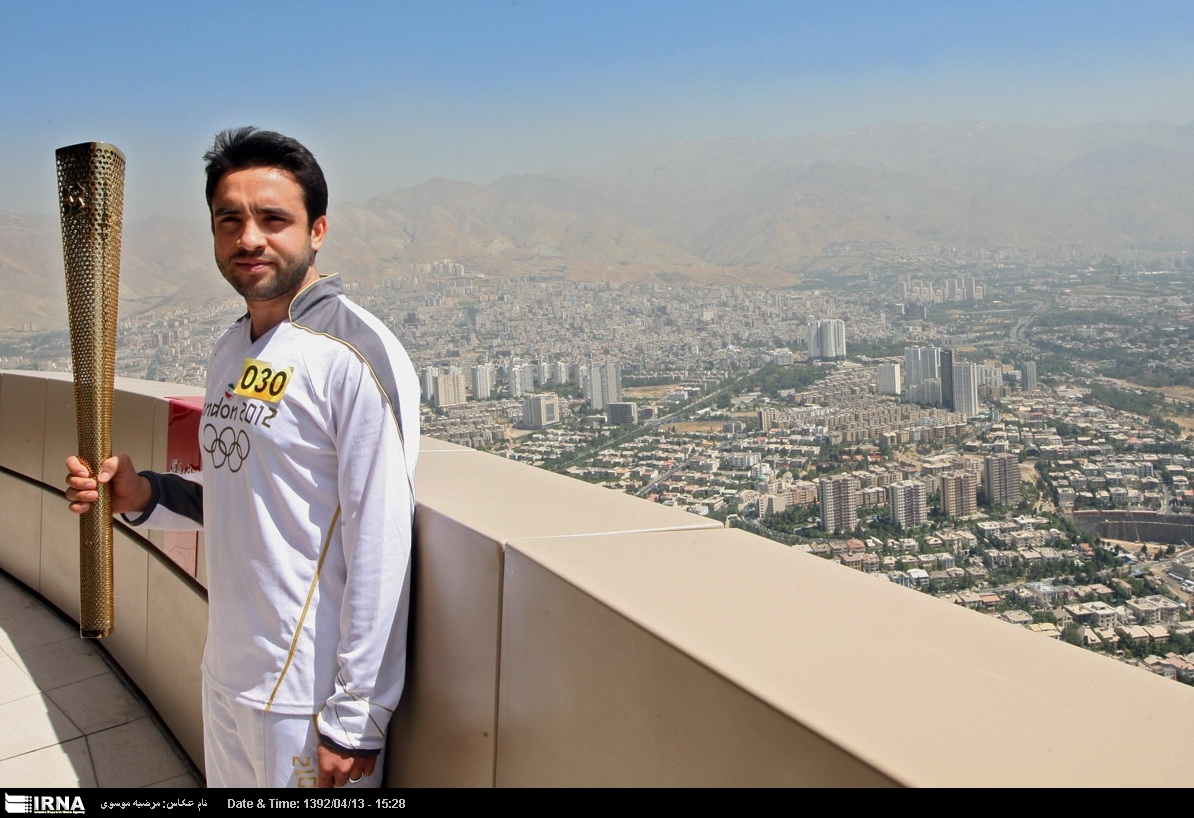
0, 371, 207, 766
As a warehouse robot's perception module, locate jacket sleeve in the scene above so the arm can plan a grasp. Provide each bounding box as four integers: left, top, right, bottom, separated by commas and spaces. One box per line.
314, 352, 417, 755
122, 471, 204, 531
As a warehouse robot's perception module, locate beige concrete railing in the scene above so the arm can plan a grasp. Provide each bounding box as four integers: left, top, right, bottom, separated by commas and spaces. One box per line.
3, 370, 1194, 787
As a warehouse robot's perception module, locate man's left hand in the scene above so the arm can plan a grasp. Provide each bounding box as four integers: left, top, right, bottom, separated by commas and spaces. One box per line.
317, 744, 376, 788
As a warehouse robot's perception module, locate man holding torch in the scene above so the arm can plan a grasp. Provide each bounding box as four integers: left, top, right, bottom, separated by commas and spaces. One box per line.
65, 128, 420, 789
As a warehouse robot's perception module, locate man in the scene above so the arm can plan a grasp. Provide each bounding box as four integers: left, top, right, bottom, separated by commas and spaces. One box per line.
66, 128, 420, 788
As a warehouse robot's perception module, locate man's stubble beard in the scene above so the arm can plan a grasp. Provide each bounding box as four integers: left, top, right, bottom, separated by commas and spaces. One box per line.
218, 246, 315, 303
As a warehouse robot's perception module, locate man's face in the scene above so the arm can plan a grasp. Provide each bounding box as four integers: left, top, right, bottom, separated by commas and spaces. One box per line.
210, 166, 327, 305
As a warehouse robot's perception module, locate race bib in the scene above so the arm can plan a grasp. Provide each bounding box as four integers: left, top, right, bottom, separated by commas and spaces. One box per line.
234, 358, 293, 403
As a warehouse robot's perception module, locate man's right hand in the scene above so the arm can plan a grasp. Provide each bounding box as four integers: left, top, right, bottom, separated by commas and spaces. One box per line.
65, 454, 152, 517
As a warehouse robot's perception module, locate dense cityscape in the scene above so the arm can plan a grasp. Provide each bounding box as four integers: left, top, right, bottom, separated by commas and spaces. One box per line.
4, 242, 1194, 684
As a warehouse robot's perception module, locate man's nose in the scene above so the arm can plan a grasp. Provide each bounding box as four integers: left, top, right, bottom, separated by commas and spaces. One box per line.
238, 218, 265, 250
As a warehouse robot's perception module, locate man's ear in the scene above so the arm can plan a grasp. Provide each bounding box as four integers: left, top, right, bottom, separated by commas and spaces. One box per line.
310, 215, 328, 251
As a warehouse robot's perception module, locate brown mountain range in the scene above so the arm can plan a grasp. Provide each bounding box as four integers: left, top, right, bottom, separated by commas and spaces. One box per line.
4, 120, 1194, 332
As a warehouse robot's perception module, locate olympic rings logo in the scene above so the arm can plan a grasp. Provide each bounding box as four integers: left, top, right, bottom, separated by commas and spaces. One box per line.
202, 423, 250, 472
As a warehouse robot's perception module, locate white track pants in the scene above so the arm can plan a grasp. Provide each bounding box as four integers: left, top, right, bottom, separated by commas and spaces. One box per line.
203, 680, 385, 788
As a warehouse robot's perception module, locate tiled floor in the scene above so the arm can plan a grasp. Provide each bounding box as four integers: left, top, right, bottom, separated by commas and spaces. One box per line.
0, 572, 202, 788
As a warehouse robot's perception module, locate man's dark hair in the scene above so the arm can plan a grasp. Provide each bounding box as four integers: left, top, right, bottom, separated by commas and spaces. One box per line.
203, 127, 328, 226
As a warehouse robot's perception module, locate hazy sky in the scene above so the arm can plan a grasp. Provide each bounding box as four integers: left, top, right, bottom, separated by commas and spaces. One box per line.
5, 0, 1194, 220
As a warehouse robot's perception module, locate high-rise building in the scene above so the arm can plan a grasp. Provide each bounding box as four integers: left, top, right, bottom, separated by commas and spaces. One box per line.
939, 348, 956, 410
984, 453, 1021, 507
940, 471, 978, 518
807, 319, 847, 360
606, 402, 639, 426
908, 378, 942, 407
952, 362, 980, 418
904, 346, 940, 390
877, 363, 902, 395
434, 370, 468, 408
888, 480, 928, 528
818, 475, 859, 534
1020, 361, 1037, 392
470, 364, 494, 401
420, 366, 440, 404
758, 407, 781, 432
507, 364, 535, 397
522, 393, 561, 429
585, 361, 622, 410
975, 364, 1004, 391
553, 361, 571, 385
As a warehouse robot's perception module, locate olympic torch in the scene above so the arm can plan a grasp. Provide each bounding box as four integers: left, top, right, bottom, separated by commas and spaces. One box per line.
57, 142, 125, 638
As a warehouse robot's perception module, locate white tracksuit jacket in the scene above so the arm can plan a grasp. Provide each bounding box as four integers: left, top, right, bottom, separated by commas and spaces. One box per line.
129, 274, 420, 755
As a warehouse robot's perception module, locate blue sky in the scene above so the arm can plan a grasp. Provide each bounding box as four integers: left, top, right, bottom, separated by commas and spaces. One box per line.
4, 0, 1194, 219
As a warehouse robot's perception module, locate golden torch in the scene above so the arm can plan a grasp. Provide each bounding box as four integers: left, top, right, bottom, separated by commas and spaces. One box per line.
56, 142, 125, 638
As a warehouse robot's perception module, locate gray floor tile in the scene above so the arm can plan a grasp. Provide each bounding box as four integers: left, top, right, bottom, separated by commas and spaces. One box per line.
0, 606, 76, 655
45, 672, 145, 735
88, 718, 187, 788
0, 693, 82, 760
0, 655, 38, 705
0, 575, 40, 623
11, 636, 109, 691
0, 737, 96, 788
0, 572, 202, 788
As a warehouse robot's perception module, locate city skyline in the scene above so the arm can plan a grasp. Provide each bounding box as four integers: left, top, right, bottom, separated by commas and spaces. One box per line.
4, 222, 1192, 685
